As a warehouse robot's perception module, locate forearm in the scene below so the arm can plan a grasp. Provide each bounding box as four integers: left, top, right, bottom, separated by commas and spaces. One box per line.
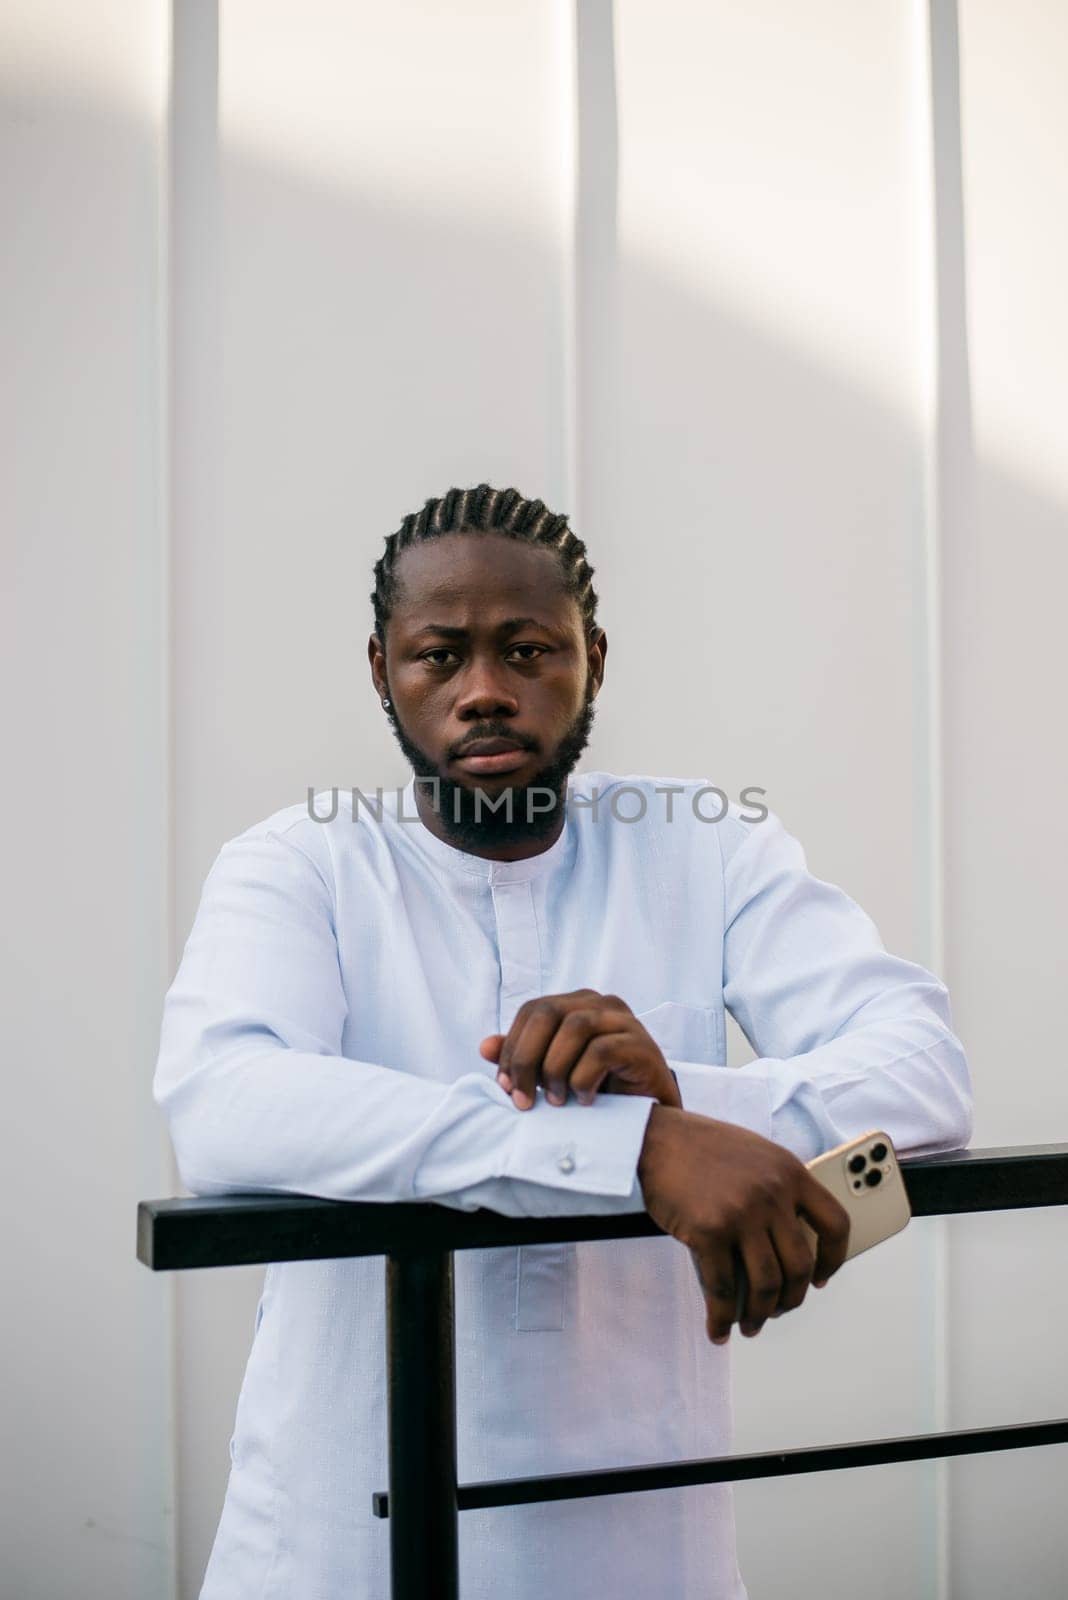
154, 825, 657, 1219
669, 998, 972, 1162
156, 1035, 656, 1217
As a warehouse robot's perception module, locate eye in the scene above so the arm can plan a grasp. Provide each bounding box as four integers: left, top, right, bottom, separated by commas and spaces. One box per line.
419, 644, 549, 666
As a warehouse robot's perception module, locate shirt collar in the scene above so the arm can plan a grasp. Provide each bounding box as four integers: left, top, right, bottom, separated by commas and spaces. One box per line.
392, 774, 576, 884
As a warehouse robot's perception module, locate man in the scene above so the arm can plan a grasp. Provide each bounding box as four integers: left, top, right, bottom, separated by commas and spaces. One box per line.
154, 482, 972, 1599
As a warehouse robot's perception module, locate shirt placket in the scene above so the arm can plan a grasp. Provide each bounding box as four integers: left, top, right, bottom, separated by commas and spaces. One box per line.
493, 879, 572, 1332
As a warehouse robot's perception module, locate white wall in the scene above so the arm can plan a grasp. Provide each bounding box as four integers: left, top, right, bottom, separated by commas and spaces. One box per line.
5, 2, 1067, 1596
946, 0, 1068, 1591
1, 4, 174, 1598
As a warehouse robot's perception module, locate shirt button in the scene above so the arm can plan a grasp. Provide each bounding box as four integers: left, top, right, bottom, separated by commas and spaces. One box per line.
557, 1152, 575, 1174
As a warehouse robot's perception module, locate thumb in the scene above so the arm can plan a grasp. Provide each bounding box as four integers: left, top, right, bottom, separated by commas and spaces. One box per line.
479, 1034, 505, 1062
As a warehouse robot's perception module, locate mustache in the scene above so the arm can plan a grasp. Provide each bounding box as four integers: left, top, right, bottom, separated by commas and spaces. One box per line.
451, 728, 537, 757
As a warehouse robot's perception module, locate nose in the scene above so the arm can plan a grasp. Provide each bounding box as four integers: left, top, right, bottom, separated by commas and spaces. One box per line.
454, 654, 520, 720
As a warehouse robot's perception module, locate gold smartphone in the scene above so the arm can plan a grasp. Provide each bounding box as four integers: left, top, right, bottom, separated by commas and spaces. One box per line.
800, 1128, 912, 1262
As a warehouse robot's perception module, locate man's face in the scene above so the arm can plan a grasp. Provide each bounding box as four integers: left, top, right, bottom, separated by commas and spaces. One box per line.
368, 530, 606, 851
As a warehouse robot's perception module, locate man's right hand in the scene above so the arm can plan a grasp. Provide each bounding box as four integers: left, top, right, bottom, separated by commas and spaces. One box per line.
636, 1105, 851, 1343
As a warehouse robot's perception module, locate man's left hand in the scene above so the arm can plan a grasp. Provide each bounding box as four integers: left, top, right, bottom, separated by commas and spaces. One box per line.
479, 989, 683, 1111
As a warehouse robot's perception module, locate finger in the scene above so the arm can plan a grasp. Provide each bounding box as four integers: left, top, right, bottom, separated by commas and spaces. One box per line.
538, 1009, 619, 1105
797, 1175, 851, 1285
498, 993, 605, 1109
693, 1241, 740, 1344
565, 1036, 633, 1100
565, 1023, 660, 1099
481, 1036, 506, 1088
479, 1035, 513, 1092
497, 1009, 556, 1108
769, 1216, 816, 1314
737, 1233, 782, 1336
557, 1025, 635, 1105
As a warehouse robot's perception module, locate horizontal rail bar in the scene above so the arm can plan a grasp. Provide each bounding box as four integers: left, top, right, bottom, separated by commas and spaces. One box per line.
137, 1144, 1068, 1271
371, 1417, 1068, 1515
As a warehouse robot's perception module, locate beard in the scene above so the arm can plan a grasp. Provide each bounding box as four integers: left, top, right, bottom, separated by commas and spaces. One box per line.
384, 681, 597, 850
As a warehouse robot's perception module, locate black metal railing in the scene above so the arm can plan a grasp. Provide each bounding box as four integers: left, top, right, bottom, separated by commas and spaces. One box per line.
137, 1143, 1068, 1598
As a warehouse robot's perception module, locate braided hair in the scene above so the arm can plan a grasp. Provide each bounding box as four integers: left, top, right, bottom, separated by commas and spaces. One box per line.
370, 484, 600, 642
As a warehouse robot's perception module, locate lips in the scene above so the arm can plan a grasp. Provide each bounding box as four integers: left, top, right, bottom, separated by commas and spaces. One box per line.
454, 738, 530, 775
457, 738, 526, 756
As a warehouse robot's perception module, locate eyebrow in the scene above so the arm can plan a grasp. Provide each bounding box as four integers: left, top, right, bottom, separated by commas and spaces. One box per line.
410, 616, 557, 639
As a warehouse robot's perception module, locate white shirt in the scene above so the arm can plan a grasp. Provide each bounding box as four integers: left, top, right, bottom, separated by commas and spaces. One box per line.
154, 770, 972, 1600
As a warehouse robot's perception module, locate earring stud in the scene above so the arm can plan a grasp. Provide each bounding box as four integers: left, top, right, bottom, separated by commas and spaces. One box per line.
382, 697, 391, 709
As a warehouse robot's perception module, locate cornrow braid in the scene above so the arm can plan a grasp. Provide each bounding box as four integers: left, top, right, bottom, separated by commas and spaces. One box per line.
370, 483, 599, 642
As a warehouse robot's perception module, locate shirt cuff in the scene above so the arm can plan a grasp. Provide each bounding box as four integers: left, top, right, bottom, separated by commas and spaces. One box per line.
501, 1087, 658, 1199
667, 1059, 774, 1141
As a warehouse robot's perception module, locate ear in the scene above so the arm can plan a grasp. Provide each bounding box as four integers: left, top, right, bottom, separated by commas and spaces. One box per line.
587, 627, 607, 696
368, 633, 387, 699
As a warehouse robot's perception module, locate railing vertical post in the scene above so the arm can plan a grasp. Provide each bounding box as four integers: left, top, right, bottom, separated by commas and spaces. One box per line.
385, 1250, 459, 1599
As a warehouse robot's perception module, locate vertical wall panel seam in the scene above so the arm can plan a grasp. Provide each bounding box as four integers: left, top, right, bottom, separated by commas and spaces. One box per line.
925, 2, 974, 1594
573, 0, 618, 538
558, 0, 580, 521
916, 1, 952, 1591
169, 4, 221, 1591
160, 6, 179, 1596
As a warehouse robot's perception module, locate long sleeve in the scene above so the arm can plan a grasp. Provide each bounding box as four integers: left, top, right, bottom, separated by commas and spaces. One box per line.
670, 809, 974, 1162
153, 827, 656, 1217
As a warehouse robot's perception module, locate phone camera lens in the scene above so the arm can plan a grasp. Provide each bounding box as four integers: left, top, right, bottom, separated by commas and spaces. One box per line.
869, 1141, 888, 1163
848, 1154, 867, 1174
864, 1168, 883, 1187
